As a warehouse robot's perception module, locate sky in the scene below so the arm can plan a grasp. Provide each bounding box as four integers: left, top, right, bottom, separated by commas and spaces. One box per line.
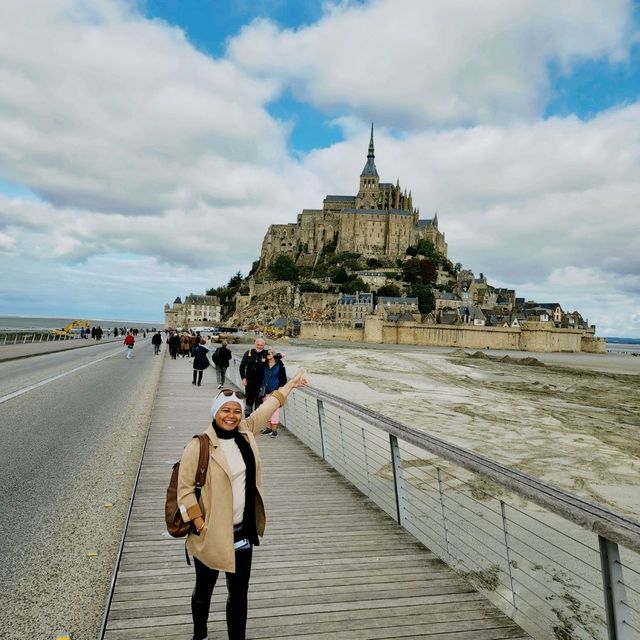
0, 0, 639, 337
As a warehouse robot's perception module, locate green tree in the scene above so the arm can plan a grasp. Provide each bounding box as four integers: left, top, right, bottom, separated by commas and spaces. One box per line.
403, 257, 437, 285
409, 283, 435, 314
415, 239, 439, 260
366, 257, 383, 268
270, 255, 298, 281
329, 266, 350, 284
376, 284, 401, 297
299, 280, 324, 293
249, 260, 260, 276
339, 279, 369, 294
228, 271, 243, 288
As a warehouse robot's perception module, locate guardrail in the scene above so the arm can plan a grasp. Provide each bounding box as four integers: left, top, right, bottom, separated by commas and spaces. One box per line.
228, 360, 639, 640
0, 331, 82, 345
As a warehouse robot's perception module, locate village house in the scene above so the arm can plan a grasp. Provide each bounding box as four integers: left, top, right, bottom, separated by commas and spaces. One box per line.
164, 294, 221, 329
376, 296, 421, 322
336, 291, 374, 327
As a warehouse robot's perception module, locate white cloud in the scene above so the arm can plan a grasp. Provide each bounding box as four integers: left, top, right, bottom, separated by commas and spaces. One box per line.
228, 0, 635, 126
0, 0, 285, 214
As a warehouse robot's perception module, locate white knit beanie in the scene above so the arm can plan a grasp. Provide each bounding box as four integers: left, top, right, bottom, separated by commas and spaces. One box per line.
211, 390, 245, 419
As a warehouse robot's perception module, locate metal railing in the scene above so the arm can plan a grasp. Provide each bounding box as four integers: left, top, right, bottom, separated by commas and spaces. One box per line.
0, 331, 80, 345
228, 361, 640, 640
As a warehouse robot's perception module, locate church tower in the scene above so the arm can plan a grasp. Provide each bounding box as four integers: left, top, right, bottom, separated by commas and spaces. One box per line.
356, 124, 380, 209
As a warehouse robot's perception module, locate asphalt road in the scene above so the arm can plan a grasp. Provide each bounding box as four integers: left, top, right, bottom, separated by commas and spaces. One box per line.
0, 338, 163, 639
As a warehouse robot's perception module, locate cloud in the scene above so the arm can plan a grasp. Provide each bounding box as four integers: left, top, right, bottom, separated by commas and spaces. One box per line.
0, 0, 286, 215
228, 0, 635, 126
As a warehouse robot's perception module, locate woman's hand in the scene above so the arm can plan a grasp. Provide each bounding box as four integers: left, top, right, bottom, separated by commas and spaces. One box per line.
289, 368, 308, 389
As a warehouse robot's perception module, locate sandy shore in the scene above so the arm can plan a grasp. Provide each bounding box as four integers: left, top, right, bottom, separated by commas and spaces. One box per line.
269, 341, 640, 519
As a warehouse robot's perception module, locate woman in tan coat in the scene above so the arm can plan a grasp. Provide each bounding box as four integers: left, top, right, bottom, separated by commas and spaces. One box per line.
177, 369, 308, 640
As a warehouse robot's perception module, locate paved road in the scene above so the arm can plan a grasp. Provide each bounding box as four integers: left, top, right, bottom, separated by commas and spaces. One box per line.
0, 338, 164, 639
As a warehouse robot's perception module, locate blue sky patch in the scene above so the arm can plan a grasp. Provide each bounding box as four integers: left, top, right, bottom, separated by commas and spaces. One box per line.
141, 0, 326, 58
545, 42, 640, 119
0, 180, 39, 200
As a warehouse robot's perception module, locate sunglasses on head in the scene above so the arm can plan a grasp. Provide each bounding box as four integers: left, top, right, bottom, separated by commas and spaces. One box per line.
218, 388, 246, 399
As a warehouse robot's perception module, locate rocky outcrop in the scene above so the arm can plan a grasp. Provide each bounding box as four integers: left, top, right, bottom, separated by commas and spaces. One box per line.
226, 285, 336, 329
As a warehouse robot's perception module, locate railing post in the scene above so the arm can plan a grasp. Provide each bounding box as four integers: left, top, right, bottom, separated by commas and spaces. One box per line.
316, 398, 327, 461
437, 467, 451, 557
389, 434, 406, 527
500, 500, 517, 614
338, 415, 347, 471
599, 536, 631, 640
361, 428, 371, 492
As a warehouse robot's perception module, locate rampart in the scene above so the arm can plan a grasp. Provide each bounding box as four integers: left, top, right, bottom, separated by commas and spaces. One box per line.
300, 318, 606, 353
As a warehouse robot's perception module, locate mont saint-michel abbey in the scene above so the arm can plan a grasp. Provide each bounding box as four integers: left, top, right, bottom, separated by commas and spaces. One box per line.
260, 126, 447, 269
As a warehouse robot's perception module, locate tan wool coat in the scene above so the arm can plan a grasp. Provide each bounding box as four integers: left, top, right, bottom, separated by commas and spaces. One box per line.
177, 395, 280, 572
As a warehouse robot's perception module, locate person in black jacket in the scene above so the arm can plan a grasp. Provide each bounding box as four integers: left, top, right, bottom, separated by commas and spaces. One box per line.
151, 331, 163, 355
191, 337, 210, 386
168, 331, 180, 360
239, 337, 266, 417
212, 339, 232, 389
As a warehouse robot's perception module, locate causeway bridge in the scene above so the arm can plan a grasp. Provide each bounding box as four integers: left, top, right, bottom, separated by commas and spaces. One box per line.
100, 356, 640, 640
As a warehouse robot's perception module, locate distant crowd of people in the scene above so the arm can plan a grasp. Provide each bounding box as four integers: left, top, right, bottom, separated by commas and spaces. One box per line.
81, 325, 157, 340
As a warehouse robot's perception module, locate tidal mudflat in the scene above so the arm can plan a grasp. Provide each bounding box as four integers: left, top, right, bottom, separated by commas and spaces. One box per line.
281, 342, 640, 518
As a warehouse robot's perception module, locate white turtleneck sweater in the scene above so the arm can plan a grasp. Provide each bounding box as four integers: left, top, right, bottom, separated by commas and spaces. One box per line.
218, 437, 246, 525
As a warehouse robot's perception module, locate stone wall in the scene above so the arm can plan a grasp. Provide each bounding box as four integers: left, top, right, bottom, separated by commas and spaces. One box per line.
301, 292, 338, 311
251, 281, 293, 299
580, 336, 607, 353
299, 322, 364, 342
302, 316, 597, 353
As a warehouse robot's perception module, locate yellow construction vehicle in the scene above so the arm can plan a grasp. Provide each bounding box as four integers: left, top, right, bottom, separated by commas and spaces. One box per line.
51, 320, 90, 337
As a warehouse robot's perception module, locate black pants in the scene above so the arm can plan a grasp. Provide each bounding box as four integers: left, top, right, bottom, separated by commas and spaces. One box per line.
192, 549, 253, 640
244, 380, 262, 416
193, 370, 203, 385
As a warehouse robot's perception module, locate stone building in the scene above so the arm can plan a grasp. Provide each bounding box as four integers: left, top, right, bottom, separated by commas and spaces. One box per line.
259, 125, 447, 270
164, 294, 221, 329
376, 296, 421, 322
336, 291, 374, 327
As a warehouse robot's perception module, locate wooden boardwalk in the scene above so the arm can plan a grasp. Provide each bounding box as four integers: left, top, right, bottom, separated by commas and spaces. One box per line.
101, 356, 530, 640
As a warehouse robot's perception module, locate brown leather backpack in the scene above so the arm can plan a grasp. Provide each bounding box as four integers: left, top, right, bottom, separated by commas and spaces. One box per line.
165, 434, 210, 537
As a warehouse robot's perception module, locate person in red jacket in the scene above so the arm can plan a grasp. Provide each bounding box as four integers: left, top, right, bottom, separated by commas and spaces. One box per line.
123, 331, 135, 359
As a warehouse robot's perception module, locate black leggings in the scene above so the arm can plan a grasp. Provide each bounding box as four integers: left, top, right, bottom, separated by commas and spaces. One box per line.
193, 370, 203, 385
192, 549, 253, 640
244, 380, 262, 416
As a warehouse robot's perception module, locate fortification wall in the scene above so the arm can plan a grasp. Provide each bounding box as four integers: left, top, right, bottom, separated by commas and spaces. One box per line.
518, 322, 582, 352
303, 318, 593, 352
581, 336, 607, 353
300, 322, 364, 341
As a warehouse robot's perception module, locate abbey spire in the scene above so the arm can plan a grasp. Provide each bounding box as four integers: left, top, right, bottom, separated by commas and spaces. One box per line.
360, 123, 378, 178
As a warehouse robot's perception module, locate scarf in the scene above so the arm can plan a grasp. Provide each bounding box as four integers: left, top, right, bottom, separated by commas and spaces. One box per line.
212, 423, 258, 546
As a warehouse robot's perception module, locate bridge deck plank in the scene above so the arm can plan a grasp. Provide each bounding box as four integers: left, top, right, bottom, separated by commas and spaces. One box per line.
102, 357, 530, 639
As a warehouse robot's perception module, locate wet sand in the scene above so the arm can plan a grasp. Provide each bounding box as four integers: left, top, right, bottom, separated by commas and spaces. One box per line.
276, 341, 640, 518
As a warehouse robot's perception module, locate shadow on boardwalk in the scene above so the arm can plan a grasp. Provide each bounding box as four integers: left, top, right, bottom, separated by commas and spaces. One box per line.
101, 356, 529, 640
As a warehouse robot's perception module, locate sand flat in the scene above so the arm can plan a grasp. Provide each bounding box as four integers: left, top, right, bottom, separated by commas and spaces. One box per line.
277, 341, 640, 518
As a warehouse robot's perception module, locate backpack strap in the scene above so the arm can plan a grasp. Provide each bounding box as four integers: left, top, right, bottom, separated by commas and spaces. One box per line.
186, 433, 210, 567
194, 433, 210, 492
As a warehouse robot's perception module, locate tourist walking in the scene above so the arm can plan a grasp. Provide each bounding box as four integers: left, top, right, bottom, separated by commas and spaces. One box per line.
181, 333, 192, 358
192, 337, 210, 386
169, 331, 180, 359
212, 339, 232, 389
239, 338, 266, 417
123, 331, 135, 359
177, 369, 308, 640
151, 331, 162, 355
259, 349, 287, 438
